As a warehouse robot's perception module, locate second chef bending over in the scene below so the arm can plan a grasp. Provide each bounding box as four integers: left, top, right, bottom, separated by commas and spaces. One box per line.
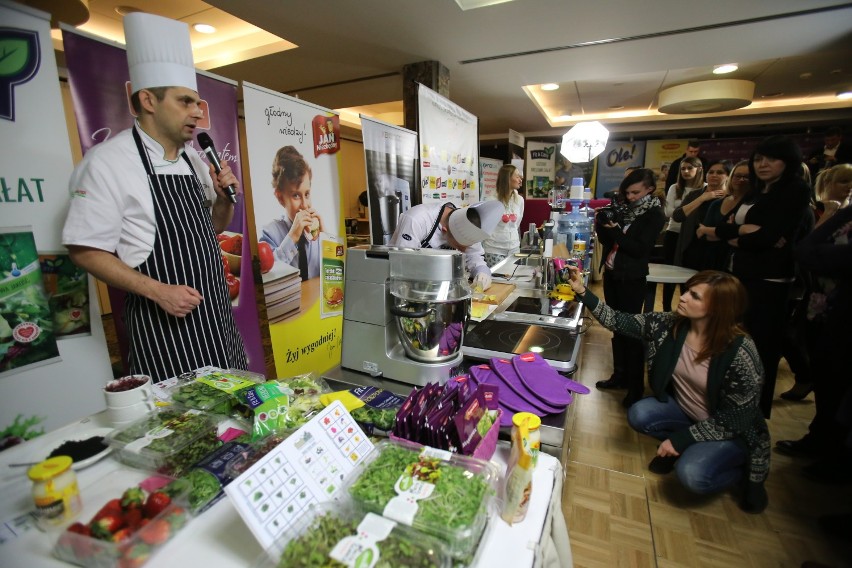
389, 200, 503, 291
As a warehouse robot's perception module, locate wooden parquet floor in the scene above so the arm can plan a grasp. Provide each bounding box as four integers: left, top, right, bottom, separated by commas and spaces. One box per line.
561, 280, 852, 568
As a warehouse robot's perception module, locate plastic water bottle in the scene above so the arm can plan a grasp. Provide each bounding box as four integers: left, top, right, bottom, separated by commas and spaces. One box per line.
565, 199, 591, 269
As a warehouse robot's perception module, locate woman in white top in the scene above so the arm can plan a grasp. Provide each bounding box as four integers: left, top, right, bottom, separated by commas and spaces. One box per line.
483, 164, 525, 267
660, 157, 705, 309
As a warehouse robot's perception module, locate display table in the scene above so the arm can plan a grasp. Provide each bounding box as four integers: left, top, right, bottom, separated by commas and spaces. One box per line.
644, 262, 697, 312
0, 412, 572, 567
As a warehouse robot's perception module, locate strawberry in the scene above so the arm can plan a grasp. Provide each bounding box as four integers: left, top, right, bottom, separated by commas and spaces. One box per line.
138, 519, 171, 545
124, 508, 144, 530
67, 522, 91, 536
120, 487, 145, 511
164, 506, 188, 530
119, 543, 152, 568
64, 522, 94, 558
92, 498, 122, 521
110, 527, 134, 544
142, 492, 171, 519
90, 513, 125, 539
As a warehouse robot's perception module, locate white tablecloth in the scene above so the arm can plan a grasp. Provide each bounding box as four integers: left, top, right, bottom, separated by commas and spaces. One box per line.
0, 412, 571, 567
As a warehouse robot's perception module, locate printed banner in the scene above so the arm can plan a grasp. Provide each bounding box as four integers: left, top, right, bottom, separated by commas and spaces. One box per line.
361, 116, 417, 245
524, 141, 557, 198
644, 140, 687, 194
40, 252, 90, 338
242, 82, 344, 377
0, 2, 112, 430
61, 28, 265, 375
593, 141, 646, 198
0, 228, 61, 376
417, 84, 478, 206
479, 157, 503, 201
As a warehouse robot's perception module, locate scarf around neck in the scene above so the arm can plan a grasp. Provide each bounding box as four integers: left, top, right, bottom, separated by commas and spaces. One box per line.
622, 194, 661, 224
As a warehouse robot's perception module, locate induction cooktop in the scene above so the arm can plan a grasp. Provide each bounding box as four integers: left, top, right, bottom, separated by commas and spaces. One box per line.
462, 319, 580, 371
494, 297, 582, 330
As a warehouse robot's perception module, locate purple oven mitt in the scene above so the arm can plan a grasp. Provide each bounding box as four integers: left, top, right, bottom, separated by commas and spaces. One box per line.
489, 358, 567, 414
470, 364, 551, 416
513, 352, 591, 398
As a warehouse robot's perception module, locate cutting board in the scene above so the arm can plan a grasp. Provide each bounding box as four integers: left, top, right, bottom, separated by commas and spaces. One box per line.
474, 282, 516, 305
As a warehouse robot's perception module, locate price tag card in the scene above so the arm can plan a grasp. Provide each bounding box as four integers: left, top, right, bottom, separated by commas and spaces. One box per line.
225, 400, 375, 550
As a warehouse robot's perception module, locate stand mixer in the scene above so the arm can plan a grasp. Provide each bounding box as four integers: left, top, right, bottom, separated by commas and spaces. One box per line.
341, 245, 471, 386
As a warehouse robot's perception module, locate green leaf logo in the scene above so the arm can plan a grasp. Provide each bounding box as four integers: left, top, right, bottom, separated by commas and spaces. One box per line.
0, 28, 41, 121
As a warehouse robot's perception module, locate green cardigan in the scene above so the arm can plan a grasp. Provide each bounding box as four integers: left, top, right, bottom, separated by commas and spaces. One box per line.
580, 290, 770, 491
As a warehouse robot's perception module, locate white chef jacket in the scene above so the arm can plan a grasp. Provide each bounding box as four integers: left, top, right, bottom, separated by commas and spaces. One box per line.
388, 202, 489, 277
62, 124, 217, 268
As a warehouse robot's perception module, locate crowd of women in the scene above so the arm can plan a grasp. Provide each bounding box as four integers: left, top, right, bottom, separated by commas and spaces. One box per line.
582, 134, 851, 514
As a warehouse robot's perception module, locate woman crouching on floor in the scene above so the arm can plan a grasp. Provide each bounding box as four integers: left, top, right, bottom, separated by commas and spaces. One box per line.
567, 267, 770, 513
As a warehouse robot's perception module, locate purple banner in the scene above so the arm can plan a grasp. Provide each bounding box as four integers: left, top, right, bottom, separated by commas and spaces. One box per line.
62, 30, 265, 376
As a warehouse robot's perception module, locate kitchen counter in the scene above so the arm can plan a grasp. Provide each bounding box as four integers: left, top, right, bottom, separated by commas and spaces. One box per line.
0, 411, 571, 567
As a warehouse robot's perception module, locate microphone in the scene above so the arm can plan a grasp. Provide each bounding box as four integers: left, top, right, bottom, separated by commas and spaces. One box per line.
197, 132, 237, 204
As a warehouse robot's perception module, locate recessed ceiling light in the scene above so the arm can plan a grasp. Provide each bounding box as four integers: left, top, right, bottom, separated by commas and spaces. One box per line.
838, 90, 852, 100
713, 63, 738, 75
540, 83, 559, 91
799, 72, 812, 79
193, 23, 216, 34
608, 105, 624, 110
554, 114, 572, 121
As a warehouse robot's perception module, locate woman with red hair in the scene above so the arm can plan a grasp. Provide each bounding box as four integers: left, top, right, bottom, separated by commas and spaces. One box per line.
567, 268, 770, 513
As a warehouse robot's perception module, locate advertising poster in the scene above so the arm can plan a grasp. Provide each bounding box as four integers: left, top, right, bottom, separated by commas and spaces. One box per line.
242, 82, 344, 377
479, 157, 503, 201
0, 1, 113, 431
524, 141, 557, 198
361, 117, 417, 245
417, 84, 478, 207
39, 252, 90, 338
0, 229, 61, 376
61, 28, 265, 375
593, 141, 646, 198
645, 140, 688, 194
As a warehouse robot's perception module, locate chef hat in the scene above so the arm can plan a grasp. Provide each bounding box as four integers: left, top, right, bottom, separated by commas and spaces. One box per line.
124, 12, 197, 93
447, 200, 504, 247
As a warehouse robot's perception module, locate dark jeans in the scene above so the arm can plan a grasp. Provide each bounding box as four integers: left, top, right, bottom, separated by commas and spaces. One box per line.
628, 397, 747, 494
741, 278, 792, 419
603, 273, 647, 400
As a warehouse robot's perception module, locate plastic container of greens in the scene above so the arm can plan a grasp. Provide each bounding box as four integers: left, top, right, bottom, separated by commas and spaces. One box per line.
223, 431, 294, 480
105, 407, 222, 477
163, 367, 265, 416
343, 438, 498, 561
253, 500, 451, 568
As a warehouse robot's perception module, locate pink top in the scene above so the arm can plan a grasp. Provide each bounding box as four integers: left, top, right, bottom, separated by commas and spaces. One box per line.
672, 342, 710, 422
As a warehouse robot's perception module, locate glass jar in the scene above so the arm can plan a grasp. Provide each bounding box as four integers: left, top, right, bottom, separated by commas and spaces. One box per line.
27, 456, 81, 527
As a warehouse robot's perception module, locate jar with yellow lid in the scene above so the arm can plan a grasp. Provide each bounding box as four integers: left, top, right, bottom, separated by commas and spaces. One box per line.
27, 456, 82, 527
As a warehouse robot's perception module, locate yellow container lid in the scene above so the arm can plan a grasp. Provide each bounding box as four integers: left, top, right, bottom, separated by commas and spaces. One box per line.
512, 412, 542, 430
27, 456, 73, 481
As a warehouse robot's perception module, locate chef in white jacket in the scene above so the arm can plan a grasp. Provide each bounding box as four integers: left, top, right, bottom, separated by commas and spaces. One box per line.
389, 200, 503, 290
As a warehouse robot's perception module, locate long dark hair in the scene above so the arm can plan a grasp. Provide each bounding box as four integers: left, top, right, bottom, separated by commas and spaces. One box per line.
746, 135, 803, 199
675, 156, 704, 199
673, 270, 748, 362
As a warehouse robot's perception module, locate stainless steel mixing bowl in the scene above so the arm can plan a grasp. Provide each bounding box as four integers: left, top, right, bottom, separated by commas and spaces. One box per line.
390, 296, 470, 363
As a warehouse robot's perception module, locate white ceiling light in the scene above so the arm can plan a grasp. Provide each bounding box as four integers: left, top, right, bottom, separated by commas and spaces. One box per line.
658, 79, 755, 114
541, 83, 559, 91
454, 0, 515, 9
193, 23, 216, 34
837, 90, 852, 100
713, 63, 738, 75
561, 121, 609, 163
554, 114, 572, 121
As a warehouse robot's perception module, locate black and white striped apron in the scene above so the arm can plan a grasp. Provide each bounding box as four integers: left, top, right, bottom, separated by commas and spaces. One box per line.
125, 127, 247, 382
